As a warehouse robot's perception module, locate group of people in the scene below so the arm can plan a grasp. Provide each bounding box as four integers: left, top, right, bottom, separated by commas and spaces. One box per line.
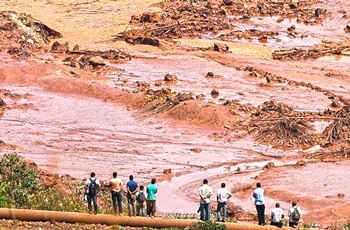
253, 182, 302, 228
84, 172, 158, 218
198, 180, 302, 227
85, 173, 302, 227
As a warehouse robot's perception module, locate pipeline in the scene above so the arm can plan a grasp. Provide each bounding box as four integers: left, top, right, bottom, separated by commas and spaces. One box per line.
0, 208, 292, 229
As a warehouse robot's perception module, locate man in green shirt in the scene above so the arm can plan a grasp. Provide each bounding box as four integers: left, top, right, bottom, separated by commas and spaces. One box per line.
146, 178, 158, 218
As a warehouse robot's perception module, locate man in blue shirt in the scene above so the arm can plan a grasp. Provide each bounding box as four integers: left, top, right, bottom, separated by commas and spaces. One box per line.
126, 175, 138, 216
146, 178, 158, 218
252, 182, 265, 225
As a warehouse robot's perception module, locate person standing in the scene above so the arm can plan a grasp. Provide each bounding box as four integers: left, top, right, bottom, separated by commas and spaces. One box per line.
135, 185, 146, 216
216, 182, 232, 222
85, 172, 100, 214
126, 175, 138, 216
270, 203, 284, 228
198, 179, 213, 221
252, 182, 265, 225
288, 202, 301, 228
146, 178, 158, 218
109, 172, 123, 215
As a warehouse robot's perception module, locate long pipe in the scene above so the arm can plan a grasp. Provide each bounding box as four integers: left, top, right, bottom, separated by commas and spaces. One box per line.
0, 208, 292, 229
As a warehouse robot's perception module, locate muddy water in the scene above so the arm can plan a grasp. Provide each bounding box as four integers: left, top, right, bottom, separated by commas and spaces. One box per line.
4, 84, 346, 216
228, 0, 350, 49
0, 85, 290, 204
112, 55, 332, 111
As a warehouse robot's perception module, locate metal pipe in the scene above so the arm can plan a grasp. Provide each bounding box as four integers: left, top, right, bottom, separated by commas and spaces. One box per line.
0, 208, 291, 229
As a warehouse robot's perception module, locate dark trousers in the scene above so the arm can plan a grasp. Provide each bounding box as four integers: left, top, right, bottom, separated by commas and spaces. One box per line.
112, 191, 123, 214
87, 193, 98, 214
127, 194, 136, 216
289, 221, 298, 228
256, 204, 265, 225
146, 200, 156, 217
271, 221, 283, 228
200, 202, 211, 221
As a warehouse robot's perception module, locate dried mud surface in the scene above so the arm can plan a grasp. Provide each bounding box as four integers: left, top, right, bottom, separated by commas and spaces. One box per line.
1, 0, 350, 229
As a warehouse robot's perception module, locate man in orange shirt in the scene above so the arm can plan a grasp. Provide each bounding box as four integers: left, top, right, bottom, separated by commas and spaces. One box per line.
109, 172, 123, 215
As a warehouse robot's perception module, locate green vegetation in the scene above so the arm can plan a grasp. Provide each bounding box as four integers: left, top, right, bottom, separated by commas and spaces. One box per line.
193, 221, 227, 230
0, 153, 113, 212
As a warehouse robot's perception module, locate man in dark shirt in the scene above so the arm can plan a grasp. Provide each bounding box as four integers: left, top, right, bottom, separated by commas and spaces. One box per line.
126, 175, 138, 216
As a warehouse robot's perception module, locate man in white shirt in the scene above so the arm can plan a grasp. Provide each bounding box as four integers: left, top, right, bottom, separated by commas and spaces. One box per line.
270, 203, 284, 228
252, 182, 265, 225
216, 182, 232, 222
198, 179, 213, 221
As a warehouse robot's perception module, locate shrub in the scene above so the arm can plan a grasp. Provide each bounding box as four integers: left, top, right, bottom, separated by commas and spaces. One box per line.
194, 221, 227, 230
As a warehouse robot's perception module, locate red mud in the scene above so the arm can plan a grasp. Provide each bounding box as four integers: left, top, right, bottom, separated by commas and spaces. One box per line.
1, 0, 350, 228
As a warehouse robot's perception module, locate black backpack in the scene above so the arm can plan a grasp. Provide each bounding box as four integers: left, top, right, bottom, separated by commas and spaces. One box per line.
89, 178, 98, 195
136, 192, 146, 203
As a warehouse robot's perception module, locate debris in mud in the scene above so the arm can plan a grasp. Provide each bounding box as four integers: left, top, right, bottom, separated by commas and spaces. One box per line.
164, 73, 178, 82
249, 101, 317, 149
272, 39, 350, 60
249, 116, 316, 149
114, 0, 326, 47
163, 168, 172, 174
50, 41, 131, 69
50, 41, 69, 53
137, 88, 194, 116
0, 11, 62, 58
0, 98, 6, 107
0, 11, 62, 44
241, 66, 350, 106
263, 162, 275, 169
190, 148, 202, 153
211, 89, 219, 97
322, 106, 350, 144
345, 25, 350, 33
223, 100, 255, 113
213, 43, 229, 52
257, 100, 294, 114
305, 146, 350, 160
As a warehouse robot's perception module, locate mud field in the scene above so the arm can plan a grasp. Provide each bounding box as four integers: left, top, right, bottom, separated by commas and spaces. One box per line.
1, 0, 350, 228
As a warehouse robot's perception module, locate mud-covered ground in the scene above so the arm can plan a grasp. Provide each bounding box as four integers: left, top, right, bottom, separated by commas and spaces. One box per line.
1, 0, 350, 229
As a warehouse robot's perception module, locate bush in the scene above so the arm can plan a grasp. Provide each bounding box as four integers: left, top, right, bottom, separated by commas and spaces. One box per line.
0, 153, 87, 212
0, 153, 38, 208
194, 221, 227, 230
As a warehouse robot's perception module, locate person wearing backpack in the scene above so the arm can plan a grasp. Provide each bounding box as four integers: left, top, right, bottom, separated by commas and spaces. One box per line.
85, 172, 101, 214
288, 202, 301, 228
135, 185, 146, 216
109, 172, 123, 215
